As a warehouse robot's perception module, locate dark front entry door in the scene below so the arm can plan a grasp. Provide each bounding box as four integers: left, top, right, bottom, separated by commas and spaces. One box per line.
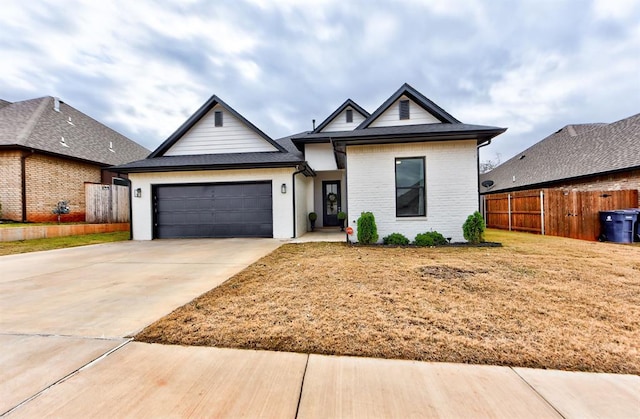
322, 181, 341, 227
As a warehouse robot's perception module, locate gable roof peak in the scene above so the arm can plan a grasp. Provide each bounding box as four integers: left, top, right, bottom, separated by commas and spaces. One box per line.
312, 98, 370, 133
357, 83, 461, 129
149, 94, 286, 158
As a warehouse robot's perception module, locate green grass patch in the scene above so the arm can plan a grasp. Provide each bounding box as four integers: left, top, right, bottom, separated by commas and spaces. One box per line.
0, 231, 129, 256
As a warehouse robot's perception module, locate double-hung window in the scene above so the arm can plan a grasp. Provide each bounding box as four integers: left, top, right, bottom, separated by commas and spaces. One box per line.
395, 157, 425, 217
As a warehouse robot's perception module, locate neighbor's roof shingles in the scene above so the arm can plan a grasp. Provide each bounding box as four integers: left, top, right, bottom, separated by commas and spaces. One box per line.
480, 113, 640, 193
0, 96, 149, 166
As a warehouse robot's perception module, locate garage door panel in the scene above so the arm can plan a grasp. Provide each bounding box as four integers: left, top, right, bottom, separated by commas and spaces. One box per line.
154, 182, 273, 239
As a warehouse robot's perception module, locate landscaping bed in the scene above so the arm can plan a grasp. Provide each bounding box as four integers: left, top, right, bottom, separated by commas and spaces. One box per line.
136, 230, 640, 374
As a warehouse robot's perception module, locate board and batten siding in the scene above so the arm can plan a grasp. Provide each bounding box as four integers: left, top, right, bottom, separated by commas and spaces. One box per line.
164, 104, 278, 156
321, 108, 367, 132
346, 140, 478, 243
369, 96, 441, 127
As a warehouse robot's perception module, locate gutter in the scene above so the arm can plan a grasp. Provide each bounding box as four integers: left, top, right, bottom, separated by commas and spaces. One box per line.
110, 160, 306, 174
121, 176, 133, 240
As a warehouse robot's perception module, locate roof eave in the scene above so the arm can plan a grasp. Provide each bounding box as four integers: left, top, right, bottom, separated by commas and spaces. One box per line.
333, 129, 507, 146
291, 136, 331, 151
0, 144, 112, 167
109, 160, 306, 174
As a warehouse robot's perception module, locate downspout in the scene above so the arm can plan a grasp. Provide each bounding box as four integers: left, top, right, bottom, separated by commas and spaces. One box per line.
291, 165, 305, 238
20, 151, 34, 222
122, 175, 133, 240
477, 139, 492, 211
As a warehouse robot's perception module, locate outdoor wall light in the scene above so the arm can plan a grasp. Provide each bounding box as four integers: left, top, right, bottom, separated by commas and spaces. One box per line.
134, 188, 142, 198
281, 183, 287, 194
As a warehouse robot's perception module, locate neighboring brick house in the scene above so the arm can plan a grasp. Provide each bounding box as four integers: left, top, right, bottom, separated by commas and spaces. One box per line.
0, 97, 149, 222
111, 83, 506, 241
480, 113, 640, 206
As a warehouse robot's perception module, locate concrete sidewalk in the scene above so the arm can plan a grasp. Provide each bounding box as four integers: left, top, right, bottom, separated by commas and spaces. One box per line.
2, 239, 639, 418
5, 342, 639, 418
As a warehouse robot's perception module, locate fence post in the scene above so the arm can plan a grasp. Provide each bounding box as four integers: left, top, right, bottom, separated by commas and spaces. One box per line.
540, 190, 545, 235
508, 193, 512, 231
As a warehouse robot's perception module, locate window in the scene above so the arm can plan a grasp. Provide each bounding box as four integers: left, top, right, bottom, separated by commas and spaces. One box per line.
399, 99, 410, 120
214, 111, 223, 127
346, 109, 353, 123
395, 157, 425, 217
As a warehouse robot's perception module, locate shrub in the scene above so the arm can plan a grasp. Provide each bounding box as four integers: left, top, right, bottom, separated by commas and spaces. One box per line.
308, 212, 318, 221
357, 212, 379, 244
463, 211, 486, 244
337, 211, 347, 220
414, 231, 448, 246
383, 233, 410, 245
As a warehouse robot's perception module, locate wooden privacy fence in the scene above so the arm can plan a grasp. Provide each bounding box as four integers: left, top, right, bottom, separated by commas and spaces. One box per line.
85, 184, 130, 223
482, 189, 639, 241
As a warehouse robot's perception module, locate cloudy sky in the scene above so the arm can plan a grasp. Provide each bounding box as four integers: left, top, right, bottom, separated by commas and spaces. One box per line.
2, 0, 639, 164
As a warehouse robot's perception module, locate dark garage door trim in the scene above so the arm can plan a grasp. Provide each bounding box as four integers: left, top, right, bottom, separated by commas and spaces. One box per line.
152, 181, 273, 239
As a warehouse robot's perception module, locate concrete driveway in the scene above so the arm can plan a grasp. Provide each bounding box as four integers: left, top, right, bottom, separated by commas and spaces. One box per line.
0, 238, 283, 415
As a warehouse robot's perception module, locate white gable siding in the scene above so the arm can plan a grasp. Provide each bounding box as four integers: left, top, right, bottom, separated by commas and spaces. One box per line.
346, 140, 478, 243
369, 96, 441, 128
164, 104, 277, 156
305, 143, 337, 171
321, 108, 367, 132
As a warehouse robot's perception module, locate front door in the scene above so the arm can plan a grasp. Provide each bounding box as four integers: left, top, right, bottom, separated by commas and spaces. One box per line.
322, 181, 341, 227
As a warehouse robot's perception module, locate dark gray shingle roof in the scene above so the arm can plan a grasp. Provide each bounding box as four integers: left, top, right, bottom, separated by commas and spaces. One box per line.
0, 96, 149, 165
292, 123, 506, 151
110, 130, 308, 174
480, 113, 640, 193
110, 151, 305, 173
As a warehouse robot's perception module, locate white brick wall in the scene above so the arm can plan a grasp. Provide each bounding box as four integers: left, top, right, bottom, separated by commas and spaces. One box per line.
346, 140, 478, 243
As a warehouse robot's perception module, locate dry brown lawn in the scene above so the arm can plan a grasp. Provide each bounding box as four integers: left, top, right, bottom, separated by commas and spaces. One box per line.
136, 230, 640, 374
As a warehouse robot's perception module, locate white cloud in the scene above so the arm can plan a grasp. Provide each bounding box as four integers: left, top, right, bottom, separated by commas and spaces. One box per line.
1, 0, 638, 158
592, 0, 639, 20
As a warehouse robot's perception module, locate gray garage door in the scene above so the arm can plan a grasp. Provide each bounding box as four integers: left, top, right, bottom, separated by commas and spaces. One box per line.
153, 182, 273, 238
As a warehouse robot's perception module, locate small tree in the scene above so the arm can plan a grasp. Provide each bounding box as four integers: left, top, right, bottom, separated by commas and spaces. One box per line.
357, 212, 379, 244
52, 200, 70, 224
479, 153, 501, 174
463, 211, 486, 244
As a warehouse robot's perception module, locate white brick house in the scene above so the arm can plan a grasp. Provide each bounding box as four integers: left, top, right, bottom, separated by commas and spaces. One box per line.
111, 84, 506, 242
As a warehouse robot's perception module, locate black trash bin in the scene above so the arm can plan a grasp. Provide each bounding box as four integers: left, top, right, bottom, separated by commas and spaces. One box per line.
599, 210, 638, 243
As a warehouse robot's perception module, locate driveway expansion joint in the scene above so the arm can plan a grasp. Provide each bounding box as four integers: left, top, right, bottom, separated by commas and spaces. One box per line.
1, 339, 133, 417
293, 354, 310, 419
510, 367, 567, 419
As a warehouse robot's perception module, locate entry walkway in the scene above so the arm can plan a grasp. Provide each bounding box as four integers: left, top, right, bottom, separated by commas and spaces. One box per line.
293, 227, 347, 242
